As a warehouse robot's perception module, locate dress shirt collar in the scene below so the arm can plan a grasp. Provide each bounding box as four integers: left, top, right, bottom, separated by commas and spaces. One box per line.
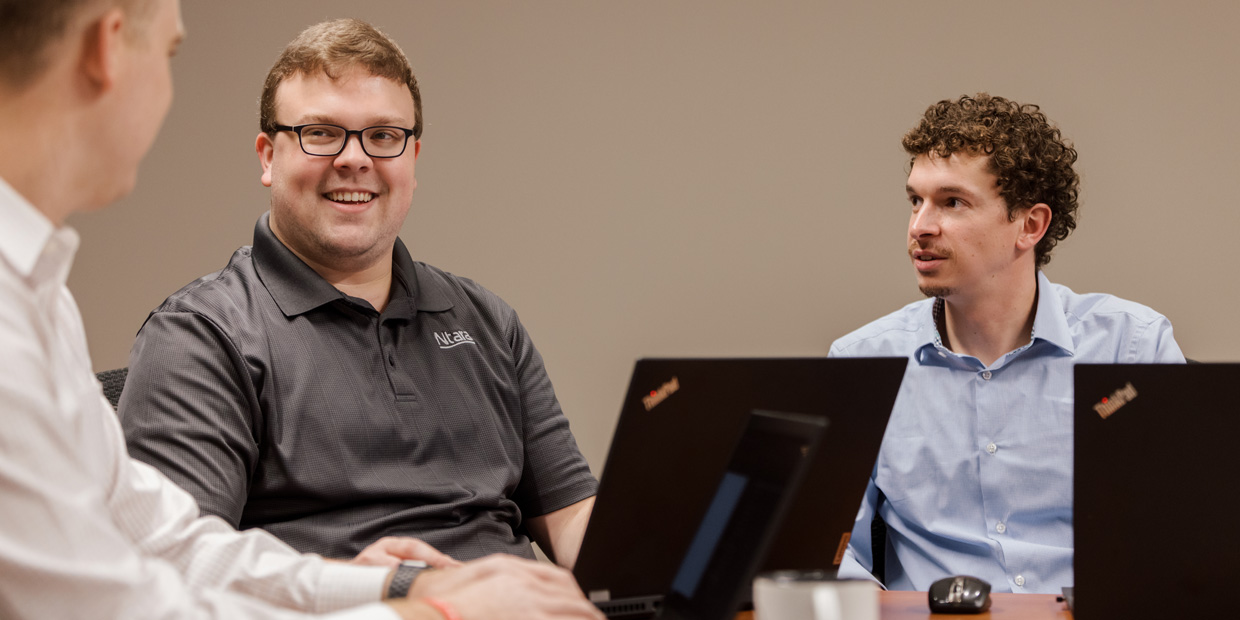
1028, 270, 1075, 356
915, 270, 1074, 366
0, 175, 79, 287
250, 211, 454, 318
0, 175, 55, 278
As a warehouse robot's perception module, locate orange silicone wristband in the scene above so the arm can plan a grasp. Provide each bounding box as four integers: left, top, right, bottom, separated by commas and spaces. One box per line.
422, 597, 462, 620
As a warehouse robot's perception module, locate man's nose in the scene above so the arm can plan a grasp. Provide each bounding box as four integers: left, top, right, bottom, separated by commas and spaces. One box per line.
909, 205, 939, 238
334, 133, 372, 169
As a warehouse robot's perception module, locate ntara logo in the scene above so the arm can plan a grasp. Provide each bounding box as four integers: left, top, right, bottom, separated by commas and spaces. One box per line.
642, 376, 680, 411
434, 330, 476, 349
1093, 381, 1137, 419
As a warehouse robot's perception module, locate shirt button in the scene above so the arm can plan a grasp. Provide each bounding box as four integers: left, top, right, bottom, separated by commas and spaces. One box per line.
986, 442, 997, 455
1014, 574, 1025, 587
388, 354, 396, 366
996, 522, 1006, 534
981, 370, 992, 380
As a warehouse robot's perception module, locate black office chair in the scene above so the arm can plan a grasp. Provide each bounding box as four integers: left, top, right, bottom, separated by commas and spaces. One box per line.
96, 367, 128, 411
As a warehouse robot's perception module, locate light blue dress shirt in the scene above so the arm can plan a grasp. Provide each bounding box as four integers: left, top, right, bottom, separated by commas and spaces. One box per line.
831, 272, 1184, 593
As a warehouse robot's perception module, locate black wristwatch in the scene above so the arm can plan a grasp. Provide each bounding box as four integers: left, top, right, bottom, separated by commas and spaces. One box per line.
386, 560, 429, 599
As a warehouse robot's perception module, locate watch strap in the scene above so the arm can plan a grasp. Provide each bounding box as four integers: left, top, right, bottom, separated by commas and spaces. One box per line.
386, 560, 428, 599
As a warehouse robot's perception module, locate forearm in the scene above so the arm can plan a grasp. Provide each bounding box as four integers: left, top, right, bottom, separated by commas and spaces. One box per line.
386, 600, 449, 620
526, 496, 595, 569
116, 453, 390, 612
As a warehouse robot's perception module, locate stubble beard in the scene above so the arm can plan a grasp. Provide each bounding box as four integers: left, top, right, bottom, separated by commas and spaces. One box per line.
911, 249, 953, 299
919, 285, 954, 299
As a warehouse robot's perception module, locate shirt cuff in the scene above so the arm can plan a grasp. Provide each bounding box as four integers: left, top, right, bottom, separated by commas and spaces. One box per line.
314, 563, 391, 614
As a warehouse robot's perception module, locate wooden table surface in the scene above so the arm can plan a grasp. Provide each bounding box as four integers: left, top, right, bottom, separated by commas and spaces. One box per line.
737, 591, 1072, 620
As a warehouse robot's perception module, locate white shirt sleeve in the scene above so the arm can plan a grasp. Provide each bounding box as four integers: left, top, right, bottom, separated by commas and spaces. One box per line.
0, 220, 398, 619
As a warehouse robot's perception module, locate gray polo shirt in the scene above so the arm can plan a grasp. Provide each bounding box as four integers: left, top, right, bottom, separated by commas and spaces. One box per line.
120, 213, 598, 560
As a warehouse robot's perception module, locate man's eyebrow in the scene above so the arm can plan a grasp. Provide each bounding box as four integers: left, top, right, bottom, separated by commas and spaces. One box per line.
295, 114, 413, 127
907, 184, 978, 198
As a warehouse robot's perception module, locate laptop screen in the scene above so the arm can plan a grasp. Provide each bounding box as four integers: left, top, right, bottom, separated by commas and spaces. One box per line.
576, 356, 905, 610
657, 410, 826, 620
1074, 363, 1239, 619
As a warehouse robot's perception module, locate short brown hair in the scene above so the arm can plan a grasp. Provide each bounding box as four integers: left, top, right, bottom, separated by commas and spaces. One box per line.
903, 93, 1080, 267
0, 0, 153, 91
259, 19, 422, 140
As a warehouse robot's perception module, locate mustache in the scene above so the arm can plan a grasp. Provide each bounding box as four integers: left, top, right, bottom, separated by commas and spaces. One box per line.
908, 242, 952, 260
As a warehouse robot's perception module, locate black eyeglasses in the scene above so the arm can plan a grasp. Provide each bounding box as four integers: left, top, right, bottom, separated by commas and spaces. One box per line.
273, 123, 418, 158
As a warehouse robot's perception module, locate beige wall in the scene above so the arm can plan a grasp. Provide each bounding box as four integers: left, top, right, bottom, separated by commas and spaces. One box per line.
68, 0, 1240, 474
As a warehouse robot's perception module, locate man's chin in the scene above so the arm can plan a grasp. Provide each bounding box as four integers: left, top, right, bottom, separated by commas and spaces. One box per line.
919, 285, 953, 299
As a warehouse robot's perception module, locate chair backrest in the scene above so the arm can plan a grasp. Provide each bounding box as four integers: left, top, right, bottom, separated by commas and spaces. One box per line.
96, 367, 128, 411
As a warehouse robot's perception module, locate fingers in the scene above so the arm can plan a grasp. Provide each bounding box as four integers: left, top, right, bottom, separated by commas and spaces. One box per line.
350, 546, 402, 568
383, 537, 463, 568
469, 556, 604, 619
410, 555, 605, 620
488, 554, 582, 590
351, 537, 462, 568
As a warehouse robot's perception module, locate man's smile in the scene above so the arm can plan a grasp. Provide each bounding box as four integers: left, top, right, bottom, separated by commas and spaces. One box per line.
324, 190, 376, 204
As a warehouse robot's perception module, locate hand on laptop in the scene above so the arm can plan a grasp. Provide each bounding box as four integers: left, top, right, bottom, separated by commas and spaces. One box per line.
397, 554, 605, 620
351, 536, 463, 568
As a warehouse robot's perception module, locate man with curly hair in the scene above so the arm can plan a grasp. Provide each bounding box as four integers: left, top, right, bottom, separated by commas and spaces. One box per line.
831, 94, 1184, 593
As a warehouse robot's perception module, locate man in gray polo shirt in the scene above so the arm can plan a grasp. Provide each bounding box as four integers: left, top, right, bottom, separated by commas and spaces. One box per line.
120, 18, 598, 568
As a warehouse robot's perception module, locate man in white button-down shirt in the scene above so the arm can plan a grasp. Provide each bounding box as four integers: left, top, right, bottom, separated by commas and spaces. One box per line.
0, 1, 604, 619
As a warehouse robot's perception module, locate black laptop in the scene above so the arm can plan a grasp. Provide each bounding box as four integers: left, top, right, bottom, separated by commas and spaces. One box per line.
1074, 363, 1240, 619
574, 357, 906, 617
655, 409, 826, 620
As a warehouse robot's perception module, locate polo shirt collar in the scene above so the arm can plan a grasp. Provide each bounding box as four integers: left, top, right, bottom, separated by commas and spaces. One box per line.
913, 270, 1073, 365
251, 212, 454, 317
392, 239, 454, 313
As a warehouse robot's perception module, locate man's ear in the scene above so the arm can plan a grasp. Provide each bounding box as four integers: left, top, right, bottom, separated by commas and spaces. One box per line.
256, 132, 275, 187
78, 8, 126, 94
1016, 203, 1052, 251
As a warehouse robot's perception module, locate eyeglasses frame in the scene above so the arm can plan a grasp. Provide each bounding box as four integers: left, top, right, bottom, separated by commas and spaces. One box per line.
272, 123, 418, 158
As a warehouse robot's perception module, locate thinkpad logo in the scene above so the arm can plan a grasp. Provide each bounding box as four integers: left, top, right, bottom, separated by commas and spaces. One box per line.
1093, 381, 1137, 419
434, 330, 476, 349
642, 376, 680, 411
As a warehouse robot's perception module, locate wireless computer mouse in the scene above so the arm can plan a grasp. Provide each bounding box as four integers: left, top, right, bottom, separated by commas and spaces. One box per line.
928, 575, 992, 614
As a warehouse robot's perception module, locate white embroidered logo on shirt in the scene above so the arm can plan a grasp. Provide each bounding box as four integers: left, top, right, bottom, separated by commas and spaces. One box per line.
434, 330, 476, 349
1093, 381, 1137, 419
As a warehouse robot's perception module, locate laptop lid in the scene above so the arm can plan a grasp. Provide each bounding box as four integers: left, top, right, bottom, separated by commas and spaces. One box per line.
574, 357, 905, 608
655, 409, 827, 620
1074, 363, 1240, 619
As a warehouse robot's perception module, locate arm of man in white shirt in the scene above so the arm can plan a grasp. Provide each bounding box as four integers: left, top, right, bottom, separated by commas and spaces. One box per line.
0, 278, 395, 619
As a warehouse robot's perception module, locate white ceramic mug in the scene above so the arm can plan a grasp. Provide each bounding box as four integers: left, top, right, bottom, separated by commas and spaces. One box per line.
753, 570, 879, 620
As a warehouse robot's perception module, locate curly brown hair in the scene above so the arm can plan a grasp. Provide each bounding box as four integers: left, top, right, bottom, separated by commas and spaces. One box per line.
903, 93, 1080, 267
259, 19, 422, 140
